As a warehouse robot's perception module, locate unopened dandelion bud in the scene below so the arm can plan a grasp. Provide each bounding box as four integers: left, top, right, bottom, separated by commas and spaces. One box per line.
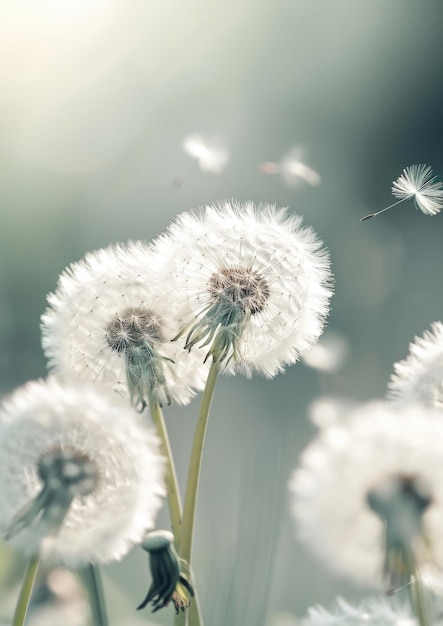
138, 530, 194, 615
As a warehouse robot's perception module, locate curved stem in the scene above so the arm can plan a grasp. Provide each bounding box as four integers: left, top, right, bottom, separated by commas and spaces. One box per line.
12, 555, 39, 626
148, 401, 183, 549
174, 361, 219, 626
180, 360, 218, 564
79, 564, 108, 626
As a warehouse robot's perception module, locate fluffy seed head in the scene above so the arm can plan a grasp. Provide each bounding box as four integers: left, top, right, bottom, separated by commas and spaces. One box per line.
0, 377, 166, 566
290, 401, 443, 586
41, 242, 209, 408
153, 201, 333, 377
387, 322, 443, 408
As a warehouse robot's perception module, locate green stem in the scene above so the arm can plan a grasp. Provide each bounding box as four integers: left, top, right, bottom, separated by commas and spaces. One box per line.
149, 401, 183, 550
404, 549, 428, 626
410, 570, 429, 626
175, 360, 219, 626
12, 555, 39, 626
79, 564, 108, 626
180, 360, 218, 563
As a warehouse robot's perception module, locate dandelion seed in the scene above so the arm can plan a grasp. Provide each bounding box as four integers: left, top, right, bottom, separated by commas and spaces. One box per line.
182, 133, 229, 174
290, 401, 443, 586
260, 146, 321, 187
387, 322, 443, 408
0, 377, 165, 566
153, 201, 333, 377
300, 597, 417, 626
360, 164, 443, 221
41, 242, 209, 409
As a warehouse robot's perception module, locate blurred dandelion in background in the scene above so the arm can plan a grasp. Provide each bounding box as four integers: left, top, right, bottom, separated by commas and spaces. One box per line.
299, 596, 418, 626
387, 321, 443, 409
0, 377, 165, 566
290, 401, 443, 587
302, 331, 349, 373
307, 395, 355, 429
260, 146, 321, 187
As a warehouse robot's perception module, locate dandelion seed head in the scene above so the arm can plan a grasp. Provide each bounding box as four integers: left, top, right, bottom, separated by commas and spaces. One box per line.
387, 322, 443, 408
41, 242, 209, 407
153, 201, 333, 377
290, 401, 443, 585
0, 377, 165, 566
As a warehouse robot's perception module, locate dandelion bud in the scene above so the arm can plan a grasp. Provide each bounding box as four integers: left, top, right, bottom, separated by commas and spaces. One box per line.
137, 530, 194, 614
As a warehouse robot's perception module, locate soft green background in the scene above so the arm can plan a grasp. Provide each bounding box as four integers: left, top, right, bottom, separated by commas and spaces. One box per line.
1, 1, 443, 624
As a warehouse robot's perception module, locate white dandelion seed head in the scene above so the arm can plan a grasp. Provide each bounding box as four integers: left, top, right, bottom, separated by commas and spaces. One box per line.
290, 401, 443, 586
387, 322, 443, 408
0, 377, 165, 566
153, 200, 333, 378
182, 133, 229, 174
392, 164, 443, 216
41, 241, 209, 407
302, 331, 349, 372
300, 597, 417, 626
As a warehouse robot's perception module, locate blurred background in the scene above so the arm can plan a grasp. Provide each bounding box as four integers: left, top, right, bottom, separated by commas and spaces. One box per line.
1, 0, 443, 624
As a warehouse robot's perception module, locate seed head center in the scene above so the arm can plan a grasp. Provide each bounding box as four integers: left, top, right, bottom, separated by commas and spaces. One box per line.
106, 307, 164, 353
208, 267, 270, 315
38, 446, 99, 496
367, 473, 433, 519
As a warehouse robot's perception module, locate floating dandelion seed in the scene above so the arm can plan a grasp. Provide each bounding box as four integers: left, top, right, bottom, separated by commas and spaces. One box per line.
174, 133, 229, 187
361, 164, 443, 221
153, 201, 332, 377
387, 322, 443, 408
0, 378, 165, 566
261, 146, 321, 187
290, 401, 443, 587
41, 242, 209, 409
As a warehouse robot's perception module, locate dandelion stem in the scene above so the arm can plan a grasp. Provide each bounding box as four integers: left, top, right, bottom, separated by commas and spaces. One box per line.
409, 564, 429, 626
360, 197, 408, 221
79, 564, 108, 626
175, 360, 219, 626
12, 555, 39, 626
148, 401, 183, 549
180, 359, 218, 563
